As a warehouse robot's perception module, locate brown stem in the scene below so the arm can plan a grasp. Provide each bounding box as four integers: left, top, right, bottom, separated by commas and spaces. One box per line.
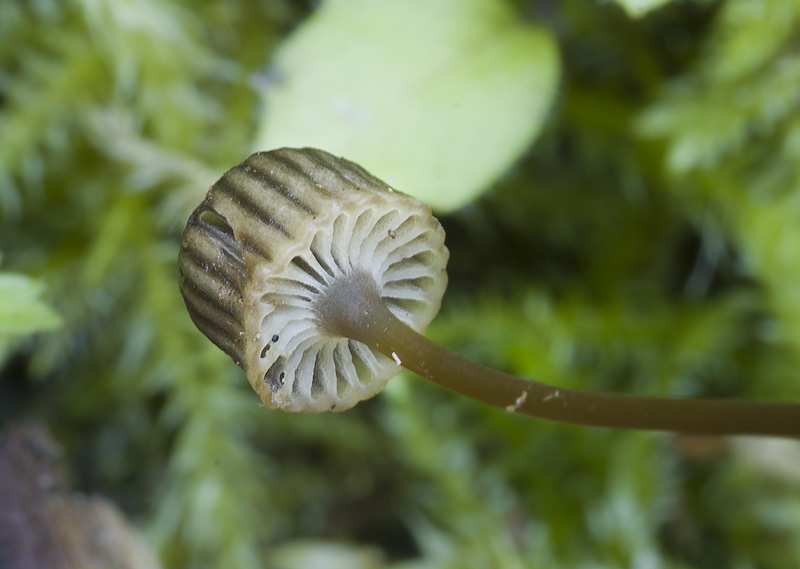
319, 273, 800, 437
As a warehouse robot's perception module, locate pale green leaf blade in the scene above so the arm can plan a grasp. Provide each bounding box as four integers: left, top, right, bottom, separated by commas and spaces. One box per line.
0, 273, 62, 336
613, 0, 672, 18
255, 0, 559, 212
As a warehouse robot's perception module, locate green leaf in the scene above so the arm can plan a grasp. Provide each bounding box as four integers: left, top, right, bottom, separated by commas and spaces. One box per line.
613, 0, 672, 18
255, 0, 559, 212
0, 272, 61, 336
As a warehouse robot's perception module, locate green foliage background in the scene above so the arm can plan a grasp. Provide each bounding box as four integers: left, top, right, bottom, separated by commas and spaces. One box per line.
2, 0, 800, 567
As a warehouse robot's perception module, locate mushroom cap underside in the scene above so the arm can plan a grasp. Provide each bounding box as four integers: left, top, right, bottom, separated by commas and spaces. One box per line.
179, 148, 448, 412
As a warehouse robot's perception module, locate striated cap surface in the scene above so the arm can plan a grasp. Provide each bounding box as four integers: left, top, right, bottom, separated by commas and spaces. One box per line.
179, 148, 448, 412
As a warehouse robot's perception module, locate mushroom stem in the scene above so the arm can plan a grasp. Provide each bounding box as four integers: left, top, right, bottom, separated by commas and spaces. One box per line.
320, 272, 800, 437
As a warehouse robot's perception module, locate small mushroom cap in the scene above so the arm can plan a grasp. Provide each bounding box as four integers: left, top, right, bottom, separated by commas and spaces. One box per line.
179, 148, 448, 412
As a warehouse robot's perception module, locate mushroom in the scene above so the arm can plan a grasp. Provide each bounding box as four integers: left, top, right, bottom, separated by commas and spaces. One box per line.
179, 148, 800, 437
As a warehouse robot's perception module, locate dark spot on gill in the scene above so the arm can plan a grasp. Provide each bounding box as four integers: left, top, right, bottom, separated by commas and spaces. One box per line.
264, 357, 287, 392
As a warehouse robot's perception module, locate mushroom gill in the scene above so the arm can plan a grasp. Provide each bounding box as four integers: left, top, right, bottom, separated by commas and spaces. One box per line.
178, 148, 448, 412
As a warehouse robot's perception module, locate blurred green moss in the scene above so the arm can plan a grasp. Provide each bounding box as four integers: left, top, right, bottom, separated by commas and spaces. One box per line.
2, 0, 800, 568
